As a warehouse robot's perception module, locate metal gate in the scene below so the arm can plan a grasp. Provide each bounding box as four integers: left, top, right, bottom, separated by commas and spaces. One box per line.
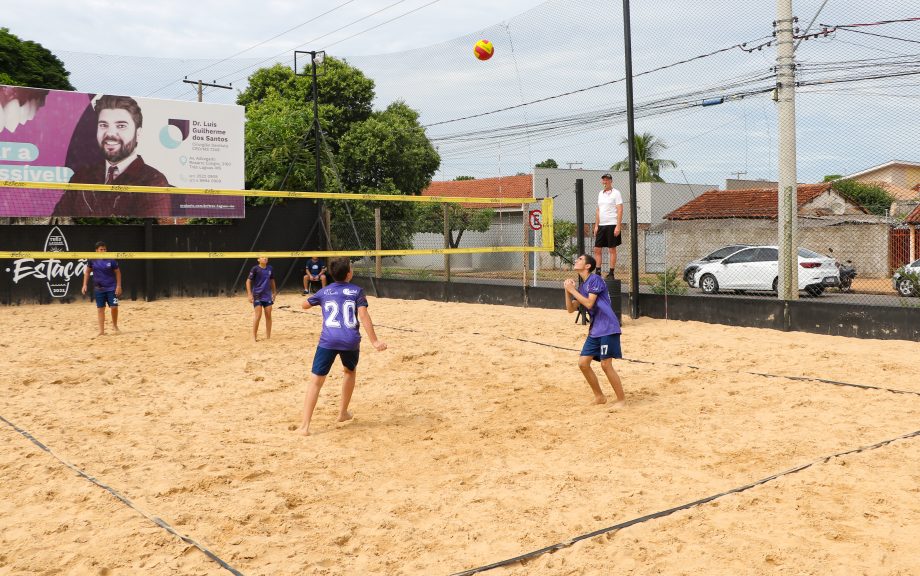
645, 230, 666, 273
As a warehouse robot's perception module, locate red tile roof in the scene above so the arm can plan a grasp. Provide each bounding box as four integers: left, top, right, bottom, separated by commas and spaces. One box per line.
422, 175, 534, 208
906, 203, 920, 224
665, 183, 843, 220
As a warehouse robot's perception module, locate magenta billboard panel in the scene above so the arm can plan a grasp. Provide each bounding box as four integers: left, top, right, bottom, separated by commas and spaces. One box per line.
0, 85, 245, 218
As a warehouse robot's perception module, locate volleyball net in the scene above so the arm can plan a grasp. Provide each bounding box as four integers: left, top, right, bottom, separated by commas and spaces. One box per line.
0, 181, 554, 264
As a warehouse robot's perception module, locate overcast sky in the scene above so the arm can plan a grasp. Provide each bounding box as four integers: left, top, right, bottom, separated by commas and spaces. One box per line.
4, 0, 919, 186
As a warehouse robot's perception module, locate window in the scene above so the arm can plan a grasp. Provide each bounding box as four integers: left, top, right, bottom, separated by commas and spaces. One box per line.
724, 248, 757, 264
798, 247, 824, 259
706, 245, 748, 260
753, 248, 778, 262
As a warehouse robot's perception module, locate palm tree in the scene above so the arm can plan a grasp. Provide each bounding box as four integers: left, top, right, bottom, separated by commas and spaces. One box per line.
611, 132, 677, 182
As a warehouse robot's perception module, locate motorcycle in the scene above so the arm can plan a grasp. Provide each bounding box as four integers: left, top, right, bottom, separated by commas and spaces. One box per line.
827, 248, 856, 292
838, 260, 857, 292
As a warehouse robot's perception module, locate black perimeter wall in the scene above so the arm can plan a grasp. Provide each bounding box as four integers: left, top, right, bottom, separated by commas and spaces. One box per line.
5, 226, 918, 342
1, 202, 322, 305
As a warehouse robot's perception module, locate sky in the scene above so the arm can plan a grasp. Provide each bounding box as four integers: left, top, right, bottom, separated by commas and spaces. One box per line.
4, 0, 919, 187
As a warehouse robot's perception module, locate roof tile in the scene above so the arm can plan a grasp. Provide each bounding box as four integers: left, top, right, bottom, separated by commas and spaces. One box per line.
665, 183, 837, 220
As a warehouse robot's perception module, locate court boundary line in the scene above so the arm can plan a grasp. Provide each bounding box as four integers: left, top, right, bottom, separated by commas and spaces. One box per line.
0, 414, 245, 576
277, 305, 920, 397
449, 428, 920, 575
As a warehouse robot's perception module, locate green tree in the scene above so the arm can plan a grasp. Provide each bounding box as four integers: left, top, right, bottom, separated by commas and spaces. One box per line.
415, 203, 494, 249
0, 28, 74, 90
611, 132, 677, 182
239, 60, 439, 249
455, 175, 475, 181
552, 219, 578, 266
830, 179, 894, 216
535, 158, 558, 169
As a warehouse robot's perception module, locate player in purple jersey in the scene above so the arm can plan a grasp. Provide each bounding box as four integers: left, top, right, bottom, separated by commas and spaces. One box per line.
295, 257, 387, 436
246, 256, 277, 341
82, 240, 121, 336
564, 254, 625, 406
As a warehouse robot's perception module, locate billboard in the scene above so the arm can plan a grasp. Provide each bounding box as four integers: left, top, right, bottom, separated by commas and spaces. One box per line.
0, 85, 245, 218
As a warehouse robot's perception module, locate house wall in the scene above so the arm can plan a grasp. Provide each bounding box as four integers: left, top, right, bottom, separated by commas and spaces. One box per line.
658, 219, 891, 278
803, 191, 867, 216
852, 165, 920, 189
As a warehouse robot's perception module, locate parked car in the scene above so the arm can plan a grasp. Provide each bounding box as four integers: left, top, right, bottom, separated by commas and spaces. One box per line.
893, 258, 920, 297
692, 246, 839, 297
683, 244, 750, 285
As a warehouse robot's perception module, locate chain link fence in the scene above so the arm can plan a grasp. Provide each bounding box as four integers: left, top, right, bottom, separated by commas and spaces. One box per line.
7, 0, 919, 309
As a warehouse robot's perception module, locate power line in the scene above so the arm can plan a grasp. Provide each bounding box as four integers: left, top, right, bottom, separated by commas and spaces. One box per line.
423, 34, 775, 128
835, 27, 920, 46
322, 0, 444, 51
216, 0, 415, 85
145, 0, 359, 96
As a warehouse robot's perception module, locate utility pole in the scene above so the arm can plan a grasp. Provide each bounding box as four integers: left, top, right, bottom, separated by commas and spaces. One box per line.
182, 77, 232, 102
295, 51, 330, 248
622, 0, 640, 319
775, 1, 798, 301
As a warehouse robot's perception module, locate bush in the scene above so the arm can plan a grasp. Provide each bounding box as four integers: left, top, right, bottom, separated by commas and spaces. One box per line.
830, 179, 894, 216
650, 267, 687, 295
552, 220, 578, 266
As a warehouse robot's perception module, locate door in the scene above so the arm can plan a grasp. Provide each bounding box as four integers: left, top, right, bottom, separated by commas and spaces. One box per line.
749, 247, 779, 289
645, 231, 665, 273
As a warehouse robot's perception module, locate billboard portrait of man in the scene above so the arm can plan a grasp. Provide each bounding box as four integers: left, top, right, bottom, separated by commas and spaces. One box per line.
53, 95, 173, 217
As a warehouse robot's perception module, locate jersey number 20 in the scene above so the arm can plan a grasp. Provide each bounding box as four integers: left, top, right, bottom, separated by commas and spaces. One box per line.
324, 300, 358, 329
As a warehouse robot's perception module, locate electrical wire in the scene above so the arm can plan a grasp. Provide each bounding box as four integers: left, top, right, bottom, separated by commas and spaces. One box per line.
145, 0, 359, 96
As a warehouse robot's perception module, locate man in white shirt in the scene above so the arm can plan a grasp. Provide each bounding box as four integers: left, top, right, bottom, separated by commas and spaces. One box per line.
593, 173, 623, 277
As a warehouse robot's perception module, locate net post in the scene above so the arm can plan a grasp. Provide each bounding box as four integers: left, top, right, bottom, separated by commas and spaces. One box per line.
374, 207, 382, 279
443, 203, 451, 282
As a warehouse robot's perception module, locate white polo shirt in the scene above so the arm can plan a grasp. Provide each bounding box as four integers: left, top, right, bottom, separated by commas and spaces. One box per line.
597, 187, 624, 226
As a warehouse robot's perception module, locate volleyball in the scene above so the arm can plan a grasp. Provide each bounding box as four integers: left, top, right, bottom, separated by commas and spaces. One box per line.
474, 39, 494, 61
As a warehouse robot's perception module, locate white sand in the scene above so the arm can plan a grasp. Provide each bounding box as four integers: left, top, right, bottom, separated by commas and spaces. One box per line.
1, 295, 918, 575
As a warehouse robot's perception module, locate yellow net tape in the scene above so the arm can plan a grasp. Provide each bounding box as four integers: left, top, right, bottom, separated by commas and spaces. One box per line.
0, 183, 555, 259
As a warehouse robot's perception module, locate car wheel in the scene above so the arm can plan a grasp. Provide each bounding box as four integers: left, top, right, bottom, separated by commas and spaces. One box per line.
699, 273, 719, 294
806, 285, 825, 297
896, 277, 917, 297
772, 277, 778, 293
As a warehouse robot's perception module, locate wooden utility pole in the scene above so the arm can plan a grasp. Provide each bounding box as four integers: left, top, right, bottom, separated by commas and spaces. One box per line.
182, 78, 232, 102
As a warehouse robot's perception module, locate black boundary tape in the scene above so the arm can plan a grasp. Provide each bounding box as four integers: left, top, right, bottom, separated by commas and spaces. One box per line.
279, 304, 920, 397
501, 336, 920, 397
0, 414, 245, 576
450, 427, 920, 576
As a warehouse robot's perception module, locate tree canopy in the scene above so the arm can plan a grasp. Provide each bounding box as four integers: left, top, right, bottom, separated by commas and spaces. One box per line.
0, 28, 74, 90
238, 57, 440, 249
830, 179, 894, 216
535, 159, 558, 169
611, 132, 676, 182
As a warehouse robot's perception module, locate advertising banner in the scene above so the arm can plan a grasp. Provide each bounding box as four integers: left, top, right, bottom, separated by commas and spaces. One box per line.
0, 85, 245, 218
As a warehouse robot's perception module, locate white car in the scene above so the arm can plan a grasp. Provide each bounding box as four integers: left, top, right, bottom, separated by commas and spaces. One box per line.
893, 258, 920, 297
683, 244, 750, 285
692, 246, 840, 297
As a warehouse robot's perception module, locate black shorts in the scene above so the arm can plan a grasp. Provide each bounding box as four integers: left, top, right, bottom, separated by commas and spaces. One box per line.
595, 225, 622, 248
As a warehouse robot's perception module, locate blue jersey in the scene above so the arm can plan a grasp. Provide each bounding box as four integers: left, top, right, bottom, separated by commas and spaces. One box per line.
248, 265, 274, 300
88, 259, 119, 292
306, 258, 325, 277
579, 273, 621, 338
308, 282, 368, 350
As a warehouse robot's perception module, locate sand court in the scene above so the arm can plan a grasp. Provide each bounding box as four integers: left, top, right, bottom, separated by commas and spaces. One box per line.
1, 295, 918, 575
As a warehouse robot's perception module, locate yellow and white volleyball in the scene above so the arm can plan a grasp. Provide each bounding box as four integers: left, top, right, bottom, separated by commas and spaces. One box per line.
474, 39, 494, 61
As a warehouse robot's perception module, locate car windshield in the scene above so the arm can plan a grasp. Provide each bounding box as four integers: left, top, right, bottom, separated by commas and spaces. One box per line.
705, 245, 747, 260
797, 248, 824, 259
